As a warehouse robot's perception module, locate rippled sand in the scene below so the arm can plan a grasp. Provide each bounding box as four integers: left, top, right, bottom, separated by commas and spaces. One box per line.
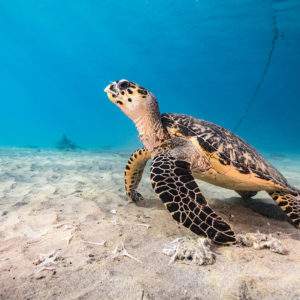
0, 148, 299, 299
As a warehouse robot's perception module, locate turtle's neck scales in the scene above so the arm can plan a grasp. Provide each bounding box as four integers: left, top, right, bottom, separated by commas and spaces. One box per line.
133, 102, 172, 157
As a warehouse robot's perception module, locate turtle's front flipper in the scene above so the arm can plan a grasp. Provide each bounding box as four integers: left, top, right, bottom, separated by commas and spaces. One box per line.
125, 148, 151, 202
150, 151, 236, 244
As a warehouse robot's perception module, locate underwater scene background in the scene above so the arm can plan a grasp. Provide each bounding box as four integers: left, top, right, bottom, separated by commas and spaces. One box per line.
1, 1, 300, 298
0, 0, 299, 153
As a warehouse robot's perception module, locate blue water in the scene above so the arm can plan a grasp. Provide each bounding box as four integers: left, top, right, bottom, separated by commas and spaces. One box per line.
0, 0, 299, 153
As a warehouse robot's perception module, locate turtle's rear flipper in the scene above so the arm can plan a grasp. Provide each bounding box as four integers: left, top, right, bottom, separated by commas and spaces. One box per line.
269, 190, 300, 227
125, 148, 150, 202
150, 151, 236, 245
236, 191, 257, 199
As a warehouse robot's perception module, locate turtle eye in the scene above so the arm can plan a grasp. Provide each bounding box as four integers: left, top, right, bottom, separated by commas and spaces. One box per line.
118, 81, 130, 90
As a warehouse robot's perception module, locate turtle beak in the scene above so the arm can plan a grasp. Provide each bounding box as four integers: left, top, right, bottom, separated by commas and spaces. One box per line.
104, 83, 118, 95
104, 82, 119, 102
104, 82, 121, 104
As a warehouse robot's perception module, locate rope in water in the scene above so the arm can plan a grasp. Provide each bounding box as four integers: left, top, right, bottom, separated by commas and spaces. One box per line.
233, 11, 279, 132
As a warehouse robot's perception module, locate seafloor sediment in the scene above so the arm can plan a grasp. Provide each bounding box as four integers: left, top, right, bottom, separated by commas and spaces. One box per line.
0, 148, 299, 299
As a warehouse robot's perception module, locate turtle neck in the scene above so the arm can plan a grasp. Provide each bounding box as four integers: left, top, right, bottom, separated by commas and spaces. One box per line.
133, 100, 172, 158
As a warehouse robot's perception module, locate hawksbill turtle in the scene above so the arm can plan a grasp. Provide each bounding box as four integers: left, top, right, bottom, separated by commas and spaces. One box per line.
104, 79, 300, 244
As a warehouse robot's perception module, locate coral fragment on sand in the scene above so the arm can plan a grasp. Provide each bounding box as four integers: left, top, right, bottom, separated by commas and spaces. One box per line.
136, 223, 151, 229
62, 233, 73, 245
112, 242, 142, 264
112, 218, 151, 230
162, 236, 216, 265
54, 223, 76, 245
83, 240, 106, 246
237, 232, 288, 255
34, 250, 60, 273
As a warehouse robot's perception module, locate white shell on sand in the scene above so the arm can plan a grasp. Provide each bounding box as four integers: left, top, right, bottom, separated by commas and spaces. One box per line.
0, 148, 299, 299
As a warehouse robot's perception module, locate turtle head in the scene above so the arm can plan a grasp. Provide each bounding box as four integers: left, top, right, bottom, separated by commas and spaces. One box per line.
104, 79, 158, 121
105, 79, 171, 155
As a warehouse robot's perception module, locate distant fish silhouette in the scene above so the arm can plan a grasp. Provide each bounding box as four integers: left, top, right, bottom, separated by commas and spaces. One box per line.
56, 135, 78, 150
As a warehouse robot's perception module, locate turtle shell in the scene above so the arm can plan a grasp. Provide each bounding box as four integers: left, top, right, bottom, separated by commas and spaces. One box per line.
161, 113, 289, 191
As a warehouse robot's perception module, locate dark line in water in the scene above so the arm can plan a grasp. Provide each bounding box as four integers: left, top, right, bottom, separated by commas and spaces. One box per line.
233, 9, 279, 133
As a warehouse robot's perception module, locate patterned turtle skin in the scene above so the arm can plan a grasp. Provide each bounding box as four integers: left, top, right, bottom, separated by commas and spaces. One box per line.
105, 79, 300, 245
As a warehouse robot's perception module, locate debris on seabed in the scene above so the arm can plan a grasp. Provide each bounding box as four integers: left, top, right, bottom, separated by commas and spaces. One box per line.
237, 232, 288, 255
112, 242, 143, 264
136, 223, 151, 229
82, 240, 106, 246
39, 230, 48, 237
62, 233, 73, 245
143, 214, 152, 219
53, 223, 77, 246
163, 236, 216, 265
53, 222, 72, 229
112, 219, 151, 230
34, 250, 60, 274
53, 222, 76, 231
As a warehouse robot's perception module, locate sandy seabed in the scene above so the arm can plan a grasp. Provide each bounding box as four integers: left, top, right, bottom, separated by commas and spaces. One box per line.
0, 148, 299, 300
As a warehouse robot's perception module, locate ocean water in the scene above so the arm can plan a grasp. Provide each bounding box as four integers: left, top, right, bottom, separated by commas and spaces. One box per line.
0, 0, 299, 154
1, 2, 300, 296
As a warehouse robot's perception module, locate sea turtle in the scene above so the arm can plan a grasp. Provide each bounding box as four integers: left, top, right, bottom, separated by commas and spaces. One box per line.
104, 79, 300, 244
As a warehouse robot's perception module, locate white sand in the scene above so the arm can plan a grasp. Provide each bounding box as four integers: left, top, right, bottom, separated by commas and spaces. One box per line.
0, 148, 299, 299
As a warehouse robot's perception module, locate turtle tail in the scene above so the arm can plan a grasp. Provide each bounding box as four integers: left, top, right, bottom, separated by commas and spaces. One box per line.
269, 189, 300, 227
